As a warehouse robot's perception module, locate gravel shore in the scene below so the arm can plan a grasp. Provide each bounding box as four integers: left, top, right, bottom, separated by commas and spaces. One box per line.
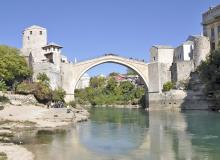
0, 104, 89, 160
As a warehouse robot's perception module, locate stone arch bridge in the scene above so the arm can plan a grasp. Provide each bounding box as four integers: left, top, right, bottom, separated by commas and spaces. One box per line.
61, 54, 169, 104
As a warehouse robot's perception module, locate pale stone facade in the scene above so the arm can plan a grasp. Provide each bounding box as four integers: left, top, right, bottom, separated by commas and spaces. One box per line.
174, 41, 193, 62
21, 25, 64, 89
202, 4, 220, 50
150, 45, 174, 67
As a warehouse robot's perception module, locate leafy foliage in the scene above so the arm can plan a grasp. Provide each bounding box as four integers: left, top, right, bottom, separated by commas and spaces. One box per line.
33, 82, 52, 103
15, 81, 35, 95
37, 73, 50, 86
52, 87, 66, 102
68, 100, 76, 108
89, 77, 106, 88
197, 49, 220, 106
16, 73, 65, 104
0, 45, 32, 86
0, 96, 10, 104
127, 68, 137, 75
75, 74, 145, 106
162, 82, 174, 92
0, 80, 7, 91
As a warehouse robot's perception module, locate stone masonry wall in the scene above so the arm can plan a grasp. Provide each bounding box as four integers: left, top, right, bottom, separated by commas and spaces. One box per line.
32, 62, 61, 90
171, 61, 194, 82
149, 90, 211, 110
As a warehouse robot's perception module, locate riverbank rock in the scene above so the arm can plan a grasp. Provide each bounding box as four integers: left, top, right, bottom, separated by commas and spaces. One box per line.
0, 92, 38, 105
0, 130, 13, 137
0, 143, 34, 160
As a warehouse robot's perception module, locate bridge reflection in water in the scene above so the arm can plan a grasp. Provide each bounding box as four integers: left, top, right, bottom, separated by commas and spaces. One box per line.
24, 109, 220, 160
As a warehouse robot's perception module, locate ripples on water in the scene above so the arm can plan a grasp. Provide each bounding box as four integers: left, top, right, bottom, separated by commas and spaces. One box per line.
21, 107, 220, 160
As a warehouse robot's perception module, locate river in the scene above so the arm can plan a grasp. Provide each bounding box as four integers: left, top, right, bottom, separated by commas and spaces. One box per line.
19, 108, 220, 160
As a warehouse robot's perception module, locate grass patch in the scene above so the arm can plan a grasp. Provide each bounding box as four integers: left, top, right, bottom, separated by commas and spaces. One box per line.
0, 152, 7, 160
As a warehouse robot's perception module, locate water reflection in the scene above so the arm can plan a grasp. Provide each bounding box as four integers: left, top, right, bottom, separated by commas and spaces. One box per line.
77, 108, 149, 155
22, 108, 220, 160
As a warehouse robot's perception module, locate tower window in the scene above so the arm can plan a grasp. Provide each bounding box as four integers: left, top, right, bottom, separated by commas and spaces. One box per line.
40, 31, 42, 35
30, 31, 32, 35
27, 36, 30, 40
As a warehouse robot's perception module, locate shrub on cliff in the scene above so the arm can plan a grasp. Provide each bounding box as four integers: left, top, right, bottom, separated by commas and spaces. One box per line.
33, 82, 52, 103
15, 81, 35, 95
162, 82, 174, 92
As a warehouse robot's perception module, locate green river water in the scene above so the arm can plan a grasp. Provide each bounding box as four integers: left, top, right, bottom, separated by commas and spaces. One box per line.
19, 108, 220, 160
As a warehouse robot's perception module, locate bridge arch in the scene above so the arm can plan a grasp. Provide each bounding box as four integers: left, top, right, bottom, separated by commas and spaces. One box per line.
75, 59, 148, 90
61, 55, 149, 104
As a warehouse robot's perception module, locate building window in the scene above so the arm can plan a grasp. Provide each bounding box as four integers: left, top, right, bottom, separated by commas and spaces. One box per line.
218, 26, 220, 41
27, 36, 30, 40
211, 28, 215, 41
211, 42, 215, 50
203, 28, 208, 37
40, 31, 42, 35
30, 31, 32, 35
153, 57, 155, 61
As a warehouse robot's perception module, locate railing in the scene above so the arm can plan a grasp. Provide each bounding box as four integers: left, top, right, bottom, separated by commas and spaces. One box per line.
73, 53, 147, 64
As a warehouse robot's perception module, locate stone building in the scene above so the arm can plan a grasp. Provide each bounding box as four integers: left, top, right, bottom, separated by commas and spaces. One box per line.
21, 25, 65, 89
20, 20, 211, 104
150, 45, 174, 66
202, 4, 220, 50
174, 41, 193, 62
171, 35, 210, 83
148, 45, 174, 92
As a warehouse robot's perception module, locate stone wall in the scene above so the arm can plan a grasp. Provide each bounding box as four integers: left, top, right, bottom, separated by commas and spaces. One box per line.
171, 61, 194, 82
148, 62, 172, 93
149, 90, 212, 110
32, 62, 61, 90
148, 63, 160, 92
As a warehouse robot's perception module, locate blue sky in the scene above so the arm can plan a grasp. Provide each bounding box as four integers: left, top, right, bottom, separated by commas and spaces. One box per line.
0, 0, 219, 76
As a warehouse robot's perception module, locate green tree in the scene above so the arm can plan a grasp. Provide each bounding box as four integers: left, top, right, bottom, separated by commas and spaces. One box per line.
37, 73, 50, 86
0, 45, 32, 86
134, 87, 145, 99
198, 49, 220, 106
90, 77, 105, 88
109, 72, 119, 77
0, 80, 7, 91
119, 81, 135, 94
52, 87, 66, 102
106, 77, 117, 94
126, 68, 137, 75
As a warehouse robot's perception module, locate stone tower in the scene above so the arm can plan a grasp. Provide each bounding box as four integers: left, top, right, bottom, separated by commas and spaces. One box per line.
188, 35, 210, 68
21, 25, 47, 62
